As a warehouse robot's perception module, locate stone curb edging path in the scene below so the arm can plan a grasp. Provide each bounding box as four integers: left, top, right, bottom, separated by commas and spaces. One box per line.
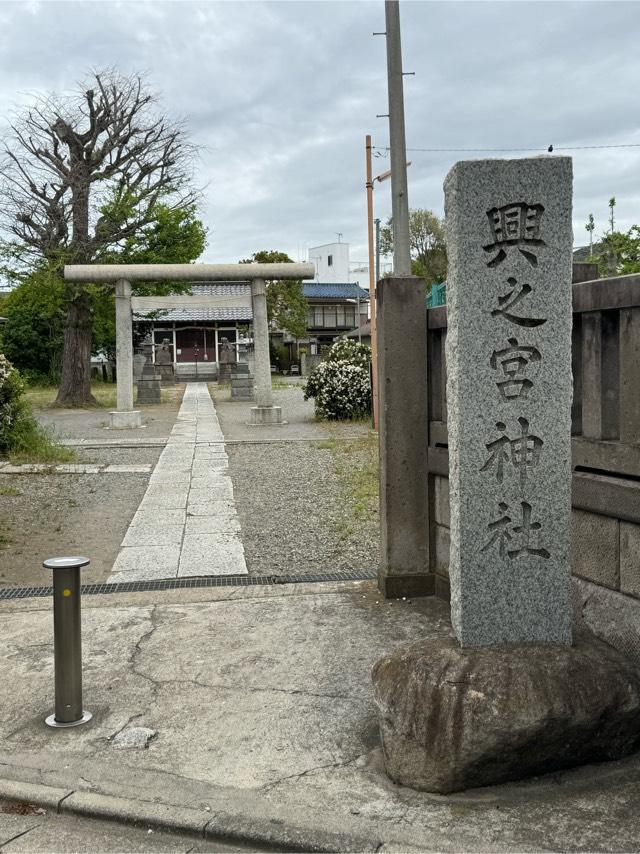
0, 464, 152, 474
0, 779, 379, 853
108, 383, 247, 583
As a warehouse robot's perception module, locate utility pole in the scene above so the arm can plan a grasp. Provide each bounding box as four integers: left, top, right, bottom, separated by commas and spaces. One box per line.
366, 134, 379, 429
375, 218, 381, 284
385, 0, 411, 276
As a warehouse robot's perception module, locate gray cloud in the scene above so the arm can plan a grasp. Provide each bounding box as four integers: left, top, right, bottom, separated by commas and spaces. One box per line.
1, 0, 639, 268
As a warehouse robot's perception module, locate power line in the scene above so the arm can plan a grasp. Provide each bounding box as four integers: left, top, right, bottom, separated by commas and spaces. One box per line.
373, 143, 640, 154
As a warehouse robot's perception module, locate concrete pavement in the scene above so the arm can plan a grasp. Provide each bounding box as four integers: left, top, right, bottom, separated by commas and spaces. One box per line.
1, 580, 640, 852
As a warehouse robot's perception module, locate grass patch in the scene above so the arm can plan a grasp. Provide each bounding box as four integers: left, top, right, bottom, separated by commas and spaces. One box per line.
0, 486, 20, 496
0, 523, 12, 547
24, 382, 118, 410
317, 432, 379, 540
7, 423, 76, 465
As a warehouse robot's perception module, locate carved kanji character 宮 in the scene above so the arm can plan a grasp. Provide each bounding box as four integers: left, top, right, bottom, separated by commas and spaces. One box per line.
490, 337, 541, 400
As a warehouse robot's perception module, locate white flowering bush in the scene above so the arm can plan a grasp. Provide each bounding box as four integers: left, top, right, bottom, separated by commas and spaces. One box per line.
304, 339, 372, 420
0, 354, 70, 462
0, 354, 25, 452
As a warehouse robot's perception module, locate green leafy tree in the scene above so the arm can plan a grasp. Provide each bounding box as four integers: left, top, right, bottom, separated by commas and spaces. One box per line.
2, 200, 206, 383
240, 250, 307, 339
380, 208, 447, 285
585, 213, 595, 259
0, 268, 65, 382
593, 226, 640, 277
0, 70, 200, 405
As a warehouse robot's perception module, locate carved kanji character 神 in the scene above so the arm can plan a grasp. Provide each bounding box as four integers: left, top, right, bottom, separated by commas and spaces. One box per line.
484, 203, 546, 267
480, 417, 543, 487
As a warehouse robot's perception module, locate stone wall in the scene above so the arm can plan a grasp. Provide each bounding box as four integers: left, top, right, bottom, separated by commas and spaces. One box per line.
432, 474, 640, 603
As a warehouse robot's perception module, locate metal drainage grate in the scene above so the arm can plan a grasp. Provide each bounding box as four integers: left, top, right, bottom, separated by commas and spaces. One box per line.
0, 569, 376, 600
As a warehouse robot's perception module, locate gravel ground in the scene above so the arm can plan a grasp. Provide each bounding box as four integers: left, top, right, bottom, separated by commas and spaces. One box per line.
0, 471, 150, 587
79, 447, 163, 466
227, 441, 379, 577
35, 386, 184, 443
213, 385, 371, 442
0, 380, 379, 587
0, 395, 177, 587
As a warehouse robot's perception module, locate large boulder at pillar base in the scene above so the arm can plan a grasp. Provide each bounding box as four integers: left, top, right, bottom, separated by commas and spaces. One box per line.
372, 634, 640, 794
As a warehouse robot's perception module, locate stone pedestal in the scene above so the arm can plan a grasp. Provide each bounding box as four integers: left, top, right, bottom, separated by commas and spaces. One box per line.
156, 364, 175, 385
231, 363, 250, 377
136, 377, 161, 404
372, 635, 640, 794
248, 405, 284, 426
109, 410, 142, 429
231, 375, 255, 401
218, 363, 231, 383
136, 336, 162, 405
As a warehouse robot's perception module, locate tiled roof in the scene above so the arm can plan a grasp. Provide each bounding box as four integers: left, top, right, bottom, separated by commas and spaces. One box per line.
303, 282, 369, 299
134, 307, 252, 322
189, 282, 251, 295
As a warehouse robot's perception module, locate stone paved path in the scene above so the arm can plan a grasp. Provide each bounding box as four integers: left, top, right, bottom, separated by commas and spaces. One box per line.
108, 383, 247, 583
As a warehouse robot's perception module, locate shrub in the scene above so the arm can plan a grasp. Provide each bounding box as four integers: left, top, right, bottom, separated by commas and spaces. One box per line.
304, 338, 372, 420
0, 355, 26, 452
0, 354, 73, 462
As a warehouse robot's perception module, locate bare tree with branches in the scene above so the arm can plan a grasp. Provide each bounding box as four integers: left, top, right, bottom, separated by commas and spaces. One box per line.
0, 70, 198, 405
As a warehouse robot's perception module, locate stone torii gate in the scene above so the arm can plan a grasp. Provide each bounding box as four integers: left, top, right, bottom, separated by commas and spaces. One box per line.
64, 263, 315, 428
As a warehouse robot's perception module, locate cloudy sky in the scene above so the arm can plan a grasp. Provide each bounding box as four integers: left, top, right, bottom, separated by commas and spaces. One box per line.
1, 0, 639, 270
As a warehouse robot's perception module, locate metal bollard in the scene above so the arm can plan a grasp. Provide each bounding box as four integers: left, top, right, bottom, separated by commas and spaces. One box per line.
43, 556, 92, 728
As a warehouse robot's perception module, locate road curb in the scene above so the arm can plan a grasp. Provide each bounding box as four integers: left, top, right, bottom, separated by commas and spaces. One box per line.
0, 778, 381, 852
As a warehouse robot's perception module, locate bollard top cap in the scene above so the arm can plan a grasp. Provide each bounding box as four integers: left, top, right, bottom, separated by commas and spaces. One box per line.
43, 556, 90, 570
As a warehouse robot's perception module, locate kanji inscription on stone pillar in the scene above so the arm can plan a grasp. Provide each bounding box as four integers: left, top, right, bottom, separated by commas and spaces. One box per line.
444, 157, 573, 646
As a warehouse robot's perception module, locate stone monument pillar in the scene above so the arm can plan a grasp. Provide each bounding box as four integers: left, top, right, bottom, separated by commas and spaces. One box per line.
110, 278, 142, 429
371, 157, 640, 794
249, 277, 283, 425
445, 157, 573, 647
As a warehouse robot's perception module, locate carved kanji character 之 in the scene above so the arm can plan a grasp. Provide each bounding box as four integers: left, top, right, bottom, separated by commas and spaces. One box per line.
491, 277, 547, 328
484, 203, 546, 267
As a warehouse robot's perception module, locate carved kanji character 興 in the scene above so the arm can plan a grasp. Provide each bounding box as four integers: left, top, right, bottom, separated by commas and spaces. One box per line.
484, 203, 546, 267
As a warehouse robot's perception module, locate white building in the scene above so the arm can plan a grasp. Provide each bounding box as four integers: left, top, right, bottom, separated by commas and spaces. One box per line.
307, 241, 350, 283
